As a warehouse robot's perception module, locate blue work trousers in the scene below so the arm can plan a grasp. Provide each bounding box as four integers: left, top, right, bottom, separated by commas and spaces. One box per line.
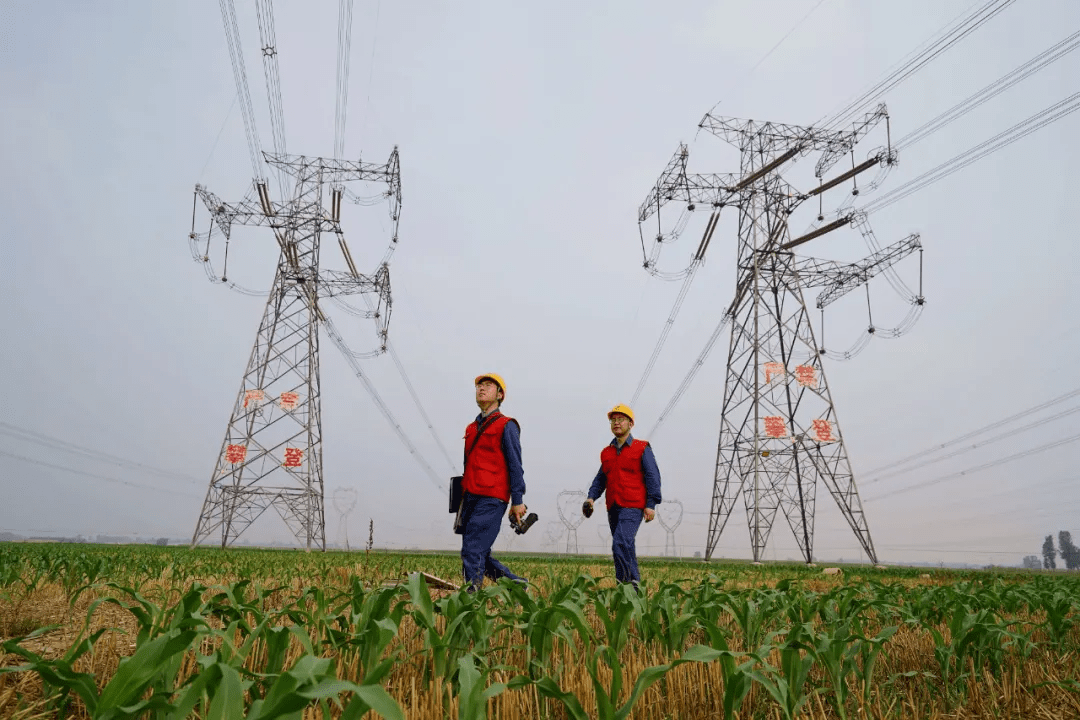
460, 492, 524, 589
607, 505, 644, 586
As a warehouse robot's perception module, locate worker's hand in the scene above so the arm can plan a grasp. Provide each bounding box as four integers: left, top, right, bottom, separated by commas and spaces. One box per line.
582, 499, 594, 518
509, 504, 527, 524
643, 508, 656, 523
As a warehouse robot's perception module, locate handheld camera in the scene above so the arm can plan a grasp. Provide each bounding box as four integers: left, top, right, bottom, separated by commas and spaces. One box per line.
510, 510, 539, 535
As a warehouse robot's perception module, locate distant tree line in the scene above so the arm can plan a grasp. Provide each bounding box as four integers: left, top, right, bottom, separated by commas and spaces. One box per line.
1041, 531, 1080, 570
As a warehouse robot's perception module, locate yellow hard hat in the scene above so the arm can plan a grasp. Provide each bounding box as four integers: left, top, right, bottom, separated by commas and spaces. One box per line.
475, 373, 506, 398
607, 404, 634, 423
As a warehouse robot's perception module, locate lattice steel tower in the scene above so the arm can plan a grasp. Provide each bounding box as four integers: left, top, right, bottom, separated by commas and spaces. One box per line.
189, 152, 400, 550
639, 105, 924, 564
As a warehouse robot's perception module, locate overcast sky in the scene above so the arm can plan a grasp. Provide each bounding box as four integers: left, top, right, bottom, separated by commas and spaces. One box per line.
2, 0, 1077, 567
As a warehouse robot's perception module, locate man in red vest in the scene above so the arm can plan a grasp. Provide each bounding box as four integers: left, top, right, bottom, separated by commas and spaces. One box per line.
582, 404, 661, 590
459, 373, 528, 590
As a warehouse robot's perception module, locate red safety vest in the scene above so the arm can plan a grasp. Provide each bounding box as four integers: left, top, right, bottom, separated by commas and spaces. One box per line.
462, 413, 516, 502
599, 439, 649, 510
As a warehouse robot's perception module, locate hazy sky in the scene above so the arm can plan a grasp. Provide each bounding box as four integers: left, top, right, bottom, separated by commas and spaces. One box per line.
2, 0, 1077, 567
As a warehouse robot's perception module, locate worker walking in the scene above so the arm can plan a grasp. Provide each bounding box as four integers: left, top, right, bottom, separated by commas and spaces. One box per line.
457, 373, 528, 590
582, 404, 661, 591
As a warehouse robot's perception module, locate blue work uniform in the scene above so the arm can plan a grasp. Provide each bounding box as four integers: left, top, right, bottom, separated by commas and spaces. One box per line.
587, 434, 662, 587
460, 409, 527, 590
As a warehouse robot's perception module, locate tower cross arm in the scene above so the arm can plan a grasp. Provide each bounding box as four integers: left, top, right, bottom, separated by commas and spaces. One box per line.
814, 104, 889, 178
318, 268, 389, 299
796, 232, 921, 307
699, 104, 889, 179
195, 184, 285, 238
638, 144, 691, 222
699, 113, 826, 150
264, 147, 401, 192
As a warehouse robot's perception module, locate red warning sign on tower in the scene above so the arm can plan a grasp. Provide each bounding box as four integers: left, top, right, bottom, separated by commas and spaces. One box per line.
279, 391, 299, 411
763, 416, 788, 438
763, 362, 785, 384
243, 389, 265, 408
794, 365, 817, 388
225, 444, 247, 464
811, 418, 835, 442
283, 447, 303, 468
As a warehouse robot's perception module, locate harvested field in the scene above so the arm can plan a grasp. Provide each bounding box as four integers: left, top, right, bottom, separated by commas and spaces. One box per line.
1, 543, 1079, 719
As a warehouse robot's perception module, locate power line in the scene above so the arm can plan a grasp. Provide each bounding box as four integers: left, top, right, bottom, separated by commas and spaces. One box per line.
822, 0, 1015, 130
356, 289, 457, 473
198, 94, 238, 181
359, 0, 382, 139
862, 404, 1080, 487
863, 91, 1080, 214
253, 0, 290, 198
334, 0, 355, 159
321, 315, 446, 492
0, 421, 203, 486
896, 29, 1080, 150
648, 312, 732, 438
0, 449, 202, 499
218, 0, 265, 181
864, 432, 1080, 503
698, 0, 832, 128
630, 260, 703, 408
385, 340, 458, 473
749, 0, 830, 77
860, 386, 1080, 477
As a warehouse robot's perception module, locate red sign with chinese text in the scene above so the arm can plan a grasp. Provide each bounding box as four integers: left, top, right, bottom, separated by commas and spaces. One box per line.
763, 416, 787, 438
225, 444, 247, 464
243, 389, 265, 408
279, 392, 299, 411
763, 362, 785, 384
812, 418, 834, 442
794, 365, 817, 388
283, 447, 303, 468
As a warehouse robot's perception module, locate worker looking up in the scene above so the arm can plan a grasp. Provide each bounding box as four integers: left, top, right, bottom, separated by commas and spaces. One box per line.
582, 404, 661, 591
458, 373, 528, 590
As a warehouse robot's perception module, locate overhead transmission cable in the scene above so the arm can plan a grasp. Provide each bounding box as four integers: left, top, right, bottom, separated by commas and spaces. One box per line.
896, 29, 1080, 150
329, 3, 455, 475
0, 421, 204, 487
862, 404, 1080, 487
863, 92, 1080, 215
630, 262, 703, 407
696, 0, 831, 138
218, 0, 266, 181
821, 0, 1015, 130
0, 449, 202, 499
863, 431, 1080, 504
630, 210, 720, 406
253, 0, 289, 197
860, 386, 1080, 477
356, 289, 458, 473
321, 315, 446, 492
648, 312, 733, 437
334, 0, 355, 160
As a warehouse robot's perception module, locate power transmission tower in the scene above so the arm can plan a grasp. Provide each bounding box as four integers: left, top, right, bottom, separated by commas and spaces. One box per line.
190, 152, 400, 550
639, 105, 924, 565
333, 486, 357, 550
557, 490, 586, 554
656, 499, 684, 557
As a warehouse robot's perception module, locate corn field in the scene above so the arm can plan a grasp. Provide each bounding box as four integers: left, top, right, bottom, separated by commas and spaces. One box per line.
1, 544, 1078, 719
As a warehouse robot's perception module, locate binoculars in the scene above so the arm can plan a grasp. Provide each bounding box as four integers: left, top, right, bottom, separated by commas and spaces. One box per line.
509, 511, 539, 535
